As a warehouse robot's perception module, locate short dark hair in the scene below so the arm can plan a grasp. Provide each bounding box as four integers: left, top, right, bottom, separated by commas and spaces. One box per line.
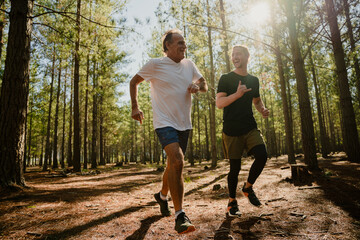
232, 45, 250, 58
162, 29, 182, 53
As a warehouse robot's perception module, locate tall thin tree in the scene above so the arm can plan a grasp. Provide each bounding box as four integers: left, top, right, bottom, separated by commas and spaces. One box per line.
73, 0, 82, 172
342, 0, 360, 104
270, 7, 295, 163
43, 50, 56, 171
52, 59, 62, 169
283, 0, 318, 169
325, 0, 360, 163
206, 0, 217, 168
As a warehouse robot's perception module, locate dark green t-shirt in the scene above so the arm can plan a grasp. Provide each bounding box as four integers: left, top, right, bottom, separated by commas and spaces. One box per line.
217, 72, 260, 136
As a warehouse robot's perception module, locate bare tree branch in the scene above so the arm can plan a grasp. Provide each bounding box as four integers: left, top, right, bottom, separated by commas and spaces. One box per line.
0, 8, 9, 14
33, 22, 91, 50
33, 3, 128, 31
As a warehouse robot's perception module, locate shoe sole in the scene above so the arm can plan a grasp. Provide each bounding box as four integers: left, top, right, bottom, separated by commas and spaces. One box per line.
226, 207, 241, 217
178, 225, 196, 234
242, 191, 262, 207
227, 212, 241, 217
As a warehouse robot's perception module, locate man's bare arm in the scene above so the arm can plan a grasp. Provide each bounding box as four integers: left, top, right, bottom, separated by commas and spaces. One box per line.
188, 77, 208, 93
216, 81, 251, 109
129, 74, 145, 123
253, 97, 269, 118
194, 77, 208, 92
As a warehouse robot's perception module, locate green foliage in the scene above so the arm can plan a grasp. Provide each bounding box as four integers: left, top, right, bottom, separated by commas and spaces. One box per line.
6, 0, 358, 166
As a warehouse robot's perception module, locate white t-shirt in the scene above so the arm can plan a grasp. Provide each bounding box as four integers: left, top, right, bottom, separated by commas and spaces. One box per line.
137, 56, 203, 131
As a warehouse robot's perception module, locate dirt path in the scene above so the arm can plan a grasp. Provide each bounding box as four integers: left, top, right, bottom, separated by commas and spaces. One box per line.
1, 153, 359, 239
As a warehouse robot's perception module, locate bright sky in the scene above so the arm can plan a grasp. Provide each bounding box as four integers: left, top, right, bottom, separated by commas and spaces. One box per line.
118, 0, 161, 104
123, 0, 161, 74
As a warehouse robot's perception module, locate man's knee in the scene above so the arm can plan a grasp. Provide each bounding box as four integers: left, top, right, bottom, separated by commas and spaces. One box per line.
229, 158, 241, 170
168, 151, 184, 170
169, 157, 183, 170
250, 144, 267, 161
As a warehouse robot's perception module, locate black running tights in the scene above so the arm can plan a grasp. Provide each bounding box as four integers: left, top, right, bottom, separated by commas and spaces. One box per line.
228, 144, 268, 199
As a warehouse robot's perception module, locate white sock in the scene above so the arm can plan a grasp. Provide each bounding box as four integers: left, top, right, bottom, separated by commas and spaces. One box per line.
175, 209, 184, 219
160, 192, 167, 201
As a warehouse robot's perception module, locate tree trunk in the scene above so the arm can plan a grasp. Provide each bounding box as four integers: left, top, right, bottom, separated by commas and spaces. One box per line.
83, 54, 89, 169
204, 114, 210, 160
147, 107, 152, 163
325, 85, 336, 151
43, 50, 56, 171
67, 65, 73, 167
206, 0, 217, 168
325, 0, 360, 163
342, 0, 360, 104
99, 88, 105, 166
284, 0, 318, 169
0, 0, 33, 187
196, 99, 201, 162
188, 129, 194, 166
130, 120, 134, 162
40, 127, 45, 166
23, 100, 28, 172
91, 61, 98, 169
52, 60, 62, 169
72, 0, 82, 172
61, 70, 66, 169
25, 104, 32, 170
141, 123, 146, 164
271, 8, 295, 163
309, 50, 330, 157
219, 0, 231, 73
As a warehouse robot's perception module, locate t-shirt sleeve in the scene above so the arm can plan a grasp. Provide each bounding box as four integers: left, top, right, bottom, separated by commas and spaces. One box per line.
217, 75, 227, 94
253, 77, 260, 98
190, 60, 203, 81
137, 59, 155, 82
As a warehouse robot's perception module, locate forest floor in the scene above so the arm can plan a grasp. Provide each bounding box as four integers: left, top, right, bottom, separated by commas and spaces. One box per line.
0, 152, 359, 240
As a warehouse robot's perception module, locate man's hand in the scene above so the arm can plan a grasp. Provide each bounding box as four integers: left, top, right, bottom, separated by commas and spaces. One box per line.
187, 83, 200, 94
131, 108, 144, 124
235, 81, 252, 98
260, 107, 270, 118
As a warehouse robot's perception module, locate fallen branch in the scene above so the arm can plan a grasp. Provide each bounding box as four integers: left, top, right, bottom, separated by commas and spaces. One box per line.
290, 212, 305, 217
259, 213, 274, 217
298, 186, 321, 190
27, 232, 41, 236
267, 197, 286, 202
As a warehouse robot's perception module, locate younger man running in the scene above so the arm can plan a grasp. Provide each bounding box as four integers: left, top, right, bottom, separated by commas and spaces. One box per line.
216, 45, 269, 217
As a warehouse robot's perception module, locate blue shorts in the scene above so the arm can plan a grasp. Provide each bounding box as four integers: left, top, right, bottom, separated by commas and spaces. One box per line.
155, 127, 190, 154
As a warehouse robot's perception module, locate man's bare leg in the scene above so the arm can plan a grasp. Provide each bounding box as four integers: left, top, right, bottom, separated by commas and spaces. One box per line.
164, 142, 184, 212
160, 158, 170, 197
163, 142, 195, 234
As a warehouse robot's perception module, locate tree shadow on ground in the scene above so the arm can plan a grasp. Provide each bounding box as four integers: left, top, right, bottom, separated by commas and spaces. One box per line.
28, 173, 228, 239
50, 170, 162, 185
214, 216, 260, 240
214, 215, 234, 240
185, 174, 227, 197
38, 205, 151, 240
0, 179, 157, 204
313, 172, 360, 220
125, 215, 164, 240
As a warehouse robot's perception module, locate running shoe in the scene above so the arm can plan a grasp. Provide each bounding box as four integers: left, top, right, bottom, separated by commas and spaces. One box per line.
154, 192, 171, 216
242, 183, 261, 207
175, 212, 195, 234
227, 200, 241, 217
